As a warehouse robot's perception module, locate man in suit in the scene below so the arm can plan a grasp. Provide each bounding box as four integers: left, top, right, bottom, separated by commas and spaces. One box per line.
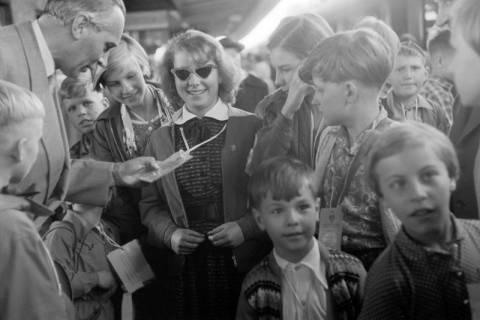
0, 0, 158, 215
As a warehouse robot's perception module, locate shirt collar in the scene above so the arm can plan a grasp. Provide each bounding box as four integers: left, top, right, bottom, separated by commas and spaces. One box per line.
396, 214, 463, 261
32, 20, 55, 78
174, 99, 229, 125
274, 239, 329, 289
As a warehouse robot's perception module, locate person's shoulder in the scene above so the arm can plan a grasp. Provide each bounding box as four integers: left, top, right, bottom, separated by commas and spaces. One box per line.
0, 209, 35, 234
458, 218, 480, 237
228, 106, 260, 122
96, 102, 121, 121
327, 248, 365, 272
255, 89, 287, 118
242, 252, 279, 289
244, 74, 269, 89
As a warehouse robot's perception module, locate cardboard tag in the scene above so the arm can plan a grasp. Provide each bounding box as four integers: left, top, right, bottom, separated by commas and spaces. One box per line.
467, 283, 480, 319
107, 239, 155, 293
138, 150, 192, 183
318, 207, 343, 250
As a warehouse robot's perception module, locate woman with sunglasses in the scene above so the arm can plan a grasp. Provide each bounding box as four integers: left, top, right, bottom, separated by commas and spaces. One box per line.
247, 14, 333, 172
139, 29, 269, 319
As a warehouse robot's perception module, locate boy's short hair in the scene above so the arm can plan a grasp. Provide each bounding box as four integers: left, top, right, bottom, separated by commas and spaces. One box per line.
0, 80, 45, 131
354, 16, 400, 65
299, 29, 392, 89
58, 77, 96, 103
452, 0, 480, 56
397, 41, 427, 64
367, 121, 459, 196
248, 156, 318, 210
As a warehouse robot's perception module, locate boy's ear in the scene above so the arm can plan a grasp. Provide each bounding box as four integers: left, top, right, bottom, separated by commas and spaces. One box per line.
252, 208, 266, 231
344, 81, 358, 106
71, 13, 93, 40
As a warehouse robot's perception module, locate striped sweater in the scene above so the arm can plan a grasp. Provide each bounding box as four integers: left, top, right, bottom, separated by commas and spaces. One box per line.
236, 240, 366, 320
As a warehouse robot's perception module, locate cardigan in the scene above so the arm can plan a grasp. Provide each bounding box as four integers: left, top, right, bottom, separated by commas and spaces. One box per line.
236, 240, 366, 320
139, 106, 271, 274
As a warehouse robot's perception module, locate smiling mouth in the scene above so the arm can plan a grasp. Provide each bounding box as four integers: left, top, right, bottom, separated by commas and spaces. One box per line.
283, 232, 304, 238
80, 119, 94, 126
188, 89, 207, 95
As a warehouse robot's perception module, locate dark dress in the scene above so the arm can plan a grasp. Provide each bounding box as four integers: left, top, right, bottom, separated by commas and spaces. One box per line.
170, 117, 241, 320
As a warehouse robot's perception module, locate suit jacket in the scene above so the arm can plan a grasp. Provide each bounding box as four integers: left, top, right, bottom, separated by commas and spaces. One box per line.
449, 100, 480, 219
0, 21, 113, 208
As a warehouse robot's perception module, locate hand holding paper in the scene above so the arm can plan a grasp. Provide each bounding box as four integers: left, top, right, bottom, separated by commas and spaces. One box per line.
138, 150, 193, 183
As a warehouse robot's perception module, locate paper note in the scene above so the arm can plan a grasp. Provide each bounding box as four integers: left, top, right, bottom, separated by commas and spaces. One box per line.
138, 150, 193, 183
107, 239, 155, 293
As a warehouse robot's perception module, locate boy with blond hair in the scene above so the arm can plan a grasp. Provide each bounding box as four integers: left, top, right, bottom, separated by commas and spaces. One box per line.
237, 156, 365, 320
0, 80, 72, 319
359, 121, 480, 320
383, 41, 450, 133
299, 28, 399, 269
58, 77, 107, 159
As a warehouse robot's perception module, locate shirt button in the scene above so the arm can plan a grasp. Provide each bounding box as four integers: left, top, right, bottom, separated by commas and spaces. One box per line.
457, 271, 463, 277
464, 299, 469, 305
342, 235, 349, 242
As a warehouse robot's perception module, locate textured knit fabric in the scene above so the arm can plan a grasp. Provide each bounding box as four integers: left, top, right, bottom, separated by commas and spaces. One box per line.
358, 217, 480, 320
174, 118, 227, 207
420, 77, 455, 127
236, 240, 366, 320
382, 90, 450, 134
315, 114, 395, 269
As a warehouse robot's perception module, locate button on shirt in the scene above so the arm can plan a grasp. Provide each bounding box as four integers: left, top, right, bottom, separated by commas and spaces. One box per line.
274, 240, 330, 320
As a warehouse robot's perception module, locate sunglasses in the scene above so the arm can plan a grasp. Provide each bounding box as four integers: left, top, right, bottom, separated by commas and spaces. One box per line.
171, 64, 217, 81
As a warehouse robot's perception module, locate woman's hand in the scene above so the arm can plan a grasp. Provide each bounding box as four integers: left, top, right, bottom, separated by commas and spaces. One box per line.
171, 228, 206, 255
281, 67, 314, 119
208, 222, 244, 248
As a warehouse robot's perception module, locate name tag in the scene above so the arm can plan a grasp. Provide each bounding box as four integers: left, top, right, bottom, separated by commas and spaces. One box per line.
318, 207, 343, 250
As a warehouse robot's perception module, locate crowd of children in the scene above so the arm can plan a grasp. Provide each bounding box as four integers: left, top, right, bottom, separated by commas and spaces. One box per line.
2, 0, 480, 319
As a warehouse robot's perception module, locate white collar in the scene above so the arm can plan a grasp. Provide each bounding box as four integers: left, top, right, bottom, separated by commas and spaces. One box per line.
274, 239, 328, 289
32, 20, 55, 78
174, 99, 229, 125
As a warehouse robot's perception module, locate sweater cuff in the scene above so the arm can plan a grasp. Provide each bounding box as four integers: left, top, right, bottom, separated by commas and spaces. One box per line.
237, 212, 259, 240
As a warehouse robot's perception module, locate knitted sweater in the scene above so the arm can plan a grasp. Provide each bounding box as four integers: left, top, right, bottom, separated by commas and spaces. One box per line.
236, 240, 366, 320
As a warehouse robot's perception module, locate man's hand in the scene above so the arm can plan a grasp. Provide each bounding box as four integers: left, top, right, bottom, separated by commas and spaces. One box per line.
171, 228, 206, 255
97, 270, 116, 290
208, 222, 245, 248
113, 157, 160, 187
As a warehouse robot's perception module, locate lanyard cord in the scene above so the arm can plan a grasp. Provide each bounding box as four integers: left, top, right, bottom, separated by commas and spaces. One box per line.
96, 223, 123, 250
179, 124, 227, 153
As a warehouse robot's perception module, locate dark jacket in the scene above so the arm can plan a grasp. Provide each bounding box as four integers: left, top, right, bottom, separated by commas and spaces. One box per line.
139, 106, 270, 274
234, 74, 269, 113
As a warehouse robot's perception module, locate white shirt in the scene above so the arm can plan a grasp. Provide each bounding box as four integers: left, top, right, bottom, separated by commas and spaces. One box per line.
32, 20, 55, 78
174, 99, 229, 125
274, 239, 330, 320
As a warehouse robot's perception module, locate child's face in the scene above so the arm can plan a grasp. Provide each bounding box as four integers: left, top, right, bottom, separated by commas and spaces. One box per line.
450, 29, 480, 107
253, 184, 319, 262
389, 55, 427, 100
103, 56, 148, 109
63, 90, 106, 134
312, 76, 347, 126
374, 145, 455, 240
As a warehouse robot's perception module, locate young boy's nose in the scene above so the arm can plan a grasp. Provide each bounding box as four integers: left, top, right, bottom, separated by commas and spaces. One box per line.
285, 208, 301, 225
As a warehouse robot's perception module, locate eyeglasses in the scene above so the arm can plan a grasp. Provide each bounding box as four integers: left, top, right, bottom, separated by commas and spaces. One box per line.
171, 64, 217, 81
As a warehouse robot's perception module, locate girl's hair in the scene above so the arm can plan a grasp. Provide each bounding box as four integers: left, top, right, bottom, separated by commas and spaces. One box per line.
267, 13, 334, 59
367, 121, 459, 196
299, 29, 392, 89
354, 16, 400, 65
452, 0, 480, 56
159, 29, 238, 108
101, 33, 151, 83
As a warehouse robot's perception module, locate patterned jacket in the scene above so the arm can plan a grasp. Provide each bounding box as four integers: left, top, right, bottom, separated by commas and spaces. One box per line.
236, 240, 366, 320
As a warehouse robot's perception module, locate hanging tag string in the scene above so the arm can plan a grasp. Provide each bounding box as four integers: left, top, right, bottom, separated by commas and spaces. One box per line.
179, 124, 227, 153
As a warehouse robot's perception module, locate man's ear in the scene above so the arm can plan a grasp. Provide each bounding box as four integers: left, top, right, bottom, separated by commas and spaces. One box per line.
11, 138, 27, 164
71, 12, 93, 40
449, 179, 457, 192
252, 208, 266, 231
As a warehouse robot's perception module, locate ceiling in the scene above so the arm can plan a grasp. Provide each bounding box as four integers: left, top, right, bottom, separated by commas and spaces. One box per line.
125, 0, 280, 40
